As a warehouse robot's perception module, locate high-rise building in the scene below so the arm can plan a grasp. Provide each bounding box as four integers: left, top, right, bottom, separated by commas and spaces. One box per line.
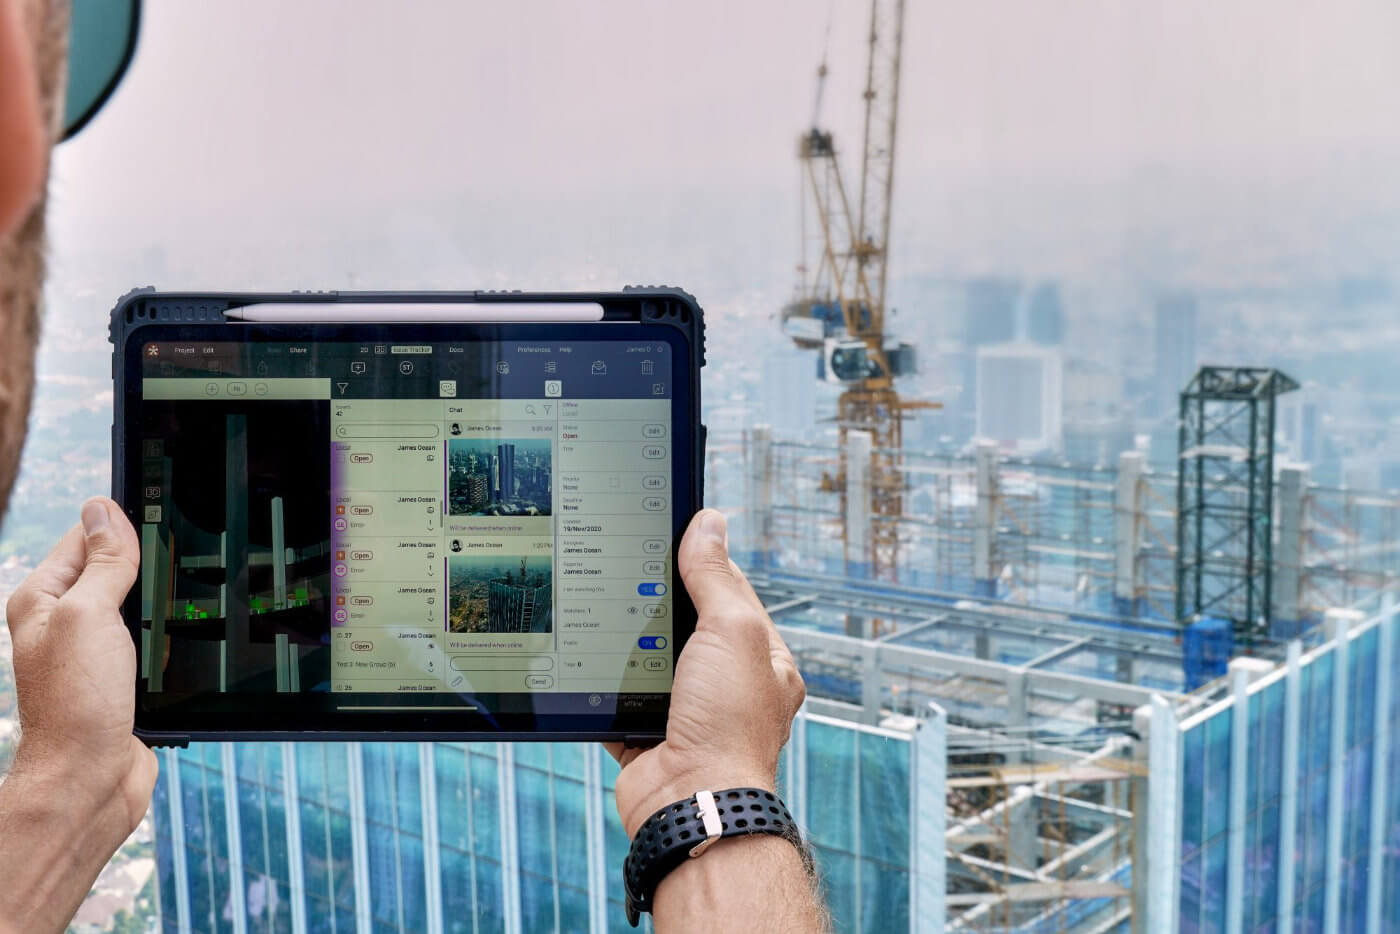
497, 444, 515, 503
1301, 400, 1319, 463
466, 475, 488, 512
957, 278, 1022, 437
964, 277, 1019, 348
974, 343, 1064, 453
1279, 395, 1321, 465
1026, 281, 1065, 346
487, 560, 551, 633
1153, 292, 1198, 416
150, 712, 930, 933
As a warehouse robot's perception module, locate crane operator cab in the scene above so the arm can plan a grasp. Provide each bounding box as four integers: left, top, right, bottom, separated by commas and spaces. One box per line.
818, 337, 918, 384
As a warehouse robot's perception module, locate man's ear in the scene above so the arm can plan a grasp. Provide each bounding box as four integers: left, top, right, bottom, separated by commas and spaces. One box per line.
0, 0, 45, 241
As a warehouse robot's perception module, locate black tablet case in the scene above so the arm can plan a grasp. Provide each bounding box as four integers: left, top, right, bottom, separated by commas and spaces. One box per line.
109, 287, 705, 746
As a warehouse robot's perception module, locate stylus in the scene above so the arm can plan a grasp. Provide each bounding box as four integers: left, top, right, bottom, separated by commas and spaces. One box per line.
223, 303, 606, 322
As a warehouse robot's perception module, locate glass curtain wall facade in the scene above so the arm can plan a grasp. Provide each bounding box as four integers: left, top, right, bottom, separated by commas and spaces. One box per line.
1171, 603, 1400, 933
151, 598, 1400, 933
151, 711, 945, 934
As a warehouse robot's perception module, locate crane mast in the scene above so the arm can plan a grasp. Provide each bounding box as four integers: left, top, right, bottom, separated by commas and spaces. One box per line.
854, 0, 903, 349
781, 0, 923, 587
845, 0, 918, 586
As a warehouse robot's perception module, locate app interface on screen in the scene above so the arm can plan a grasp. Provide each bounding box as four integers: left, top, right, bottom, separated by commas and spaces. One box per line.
136, 338, 675, 708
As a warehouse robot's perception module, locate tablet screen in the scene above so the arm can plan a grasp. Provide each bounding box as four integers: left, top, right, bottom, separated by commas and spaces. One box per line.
126, 325, 688, 734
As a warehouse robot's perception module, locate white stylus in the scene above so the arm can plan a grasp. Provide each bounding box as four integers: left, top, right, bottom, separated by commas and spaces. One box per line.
222, 302, 606, 322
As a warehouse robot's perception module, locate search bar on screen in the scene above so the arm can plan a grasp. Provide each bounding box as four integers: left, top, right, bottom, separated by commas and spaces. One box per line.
334, 424, 441, 439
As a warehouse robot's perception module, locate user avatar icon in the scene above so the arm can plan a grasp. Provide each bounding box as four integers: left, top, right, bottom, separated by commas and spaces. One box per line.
450, 423, 462, 436
450, 539, 463, 553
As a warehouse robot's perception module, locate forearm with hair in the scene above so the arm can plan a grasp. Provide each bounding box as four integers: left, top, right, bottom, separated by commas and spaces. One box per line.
651, 833, 829, 934
0, 757, 139, 933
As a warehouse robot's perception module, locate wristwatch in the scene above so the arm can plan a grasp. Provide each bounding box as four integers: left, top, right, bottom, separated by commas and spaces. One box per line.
622, 787, 808, 926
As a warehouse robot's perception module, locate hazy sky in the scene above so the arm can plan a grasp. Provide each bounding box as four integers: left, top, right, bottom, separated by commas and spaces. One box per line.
43, 0, 1400, 293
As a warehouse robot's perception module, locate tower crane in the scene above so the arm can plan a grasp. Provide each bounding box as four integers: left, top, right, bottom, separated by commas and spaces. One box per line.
781, 0, 931, 583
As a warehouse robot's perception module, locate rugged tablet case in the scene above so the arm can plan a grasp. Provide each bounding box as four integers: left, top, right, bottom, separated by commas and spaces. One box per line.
109, 287, 706, 747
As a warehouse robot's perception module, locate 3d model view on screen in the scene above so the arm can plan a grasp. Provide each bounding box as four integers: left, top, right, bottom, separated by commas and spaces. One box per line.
137, 402, 335, 695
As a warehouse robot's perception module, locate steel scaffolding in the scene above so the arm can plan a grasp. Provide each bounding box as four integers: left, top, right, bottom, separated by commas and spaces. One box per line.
755, 572, 1179, 933
1174, 366, 1298, 636
714, 423, 1400, 631
705, 423, 1400, 932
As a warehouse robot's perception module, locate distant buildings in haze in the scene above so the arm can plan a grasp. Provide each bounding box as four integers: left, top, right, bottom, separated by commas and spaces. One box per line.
975, 343, 1064, 454
1153, 292, 1198, 417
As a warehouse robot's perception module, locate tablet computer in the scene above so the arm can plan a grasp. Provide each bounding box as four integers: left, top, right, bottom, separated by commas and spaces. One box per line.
109, 288, 704, 745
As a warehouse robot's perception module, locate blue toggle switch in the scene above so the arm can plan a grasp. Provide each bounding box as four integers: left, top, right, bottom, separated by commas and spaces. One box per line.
638, 636, 668, 650
637, 582, 668, 597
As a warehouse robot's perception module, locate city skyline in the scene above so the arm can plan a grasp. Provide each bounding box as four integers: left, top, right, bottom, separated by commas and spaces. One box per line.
447, 439, 551, 518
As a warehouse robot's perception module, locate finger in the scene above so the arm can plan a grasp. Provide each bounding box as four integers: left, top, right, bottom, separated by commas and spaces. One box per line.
601, 742, 644, 770
677, 510, 756, 630
3, 524, 85, 633
58, 498, 140, 619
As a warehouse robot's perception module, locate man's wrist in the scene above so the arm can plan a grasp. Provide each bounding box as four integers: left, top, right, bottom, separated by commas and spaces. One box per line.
619, 763, 776, 839
650, 821, 826, 932
0, 754, 139, 929
9, 739, 144, 843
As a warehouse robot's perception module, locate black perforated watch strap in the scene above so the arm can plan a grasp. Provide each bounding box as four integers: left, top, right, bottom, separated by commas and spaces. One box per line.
623, 787, 804, 927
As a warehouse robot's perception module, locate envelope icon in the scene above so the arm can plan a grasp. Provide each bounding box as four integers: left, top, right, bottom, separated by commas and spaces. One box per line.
591, 361, 607, 376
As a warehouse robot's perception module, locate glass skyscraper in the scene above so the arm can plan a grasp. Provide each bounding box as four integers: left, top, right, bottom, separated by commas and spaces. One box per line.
1166, 606, 1400, 932
151, 710, 944, 934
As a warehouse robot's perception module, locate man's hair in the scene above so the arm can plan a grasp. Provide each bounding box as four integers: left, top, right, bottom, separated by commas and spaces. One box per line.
0, 0, 68, 523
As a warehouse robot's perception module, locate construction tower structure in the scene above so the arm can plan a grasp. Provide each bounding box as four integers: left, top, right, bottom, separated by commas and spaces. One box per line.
1175, 366, 1299, 637
780, 0, 931, 584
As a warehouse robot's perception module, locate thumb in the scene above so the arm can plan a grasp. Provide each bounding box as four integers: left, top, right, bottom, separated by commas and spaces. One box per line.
678, 510, 750, 625
65, 497, 140, 612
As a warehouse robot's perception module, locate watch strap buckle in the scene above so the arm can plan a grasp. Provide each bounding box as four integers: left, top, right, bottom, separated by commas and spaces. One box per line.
688, 789, 724, 857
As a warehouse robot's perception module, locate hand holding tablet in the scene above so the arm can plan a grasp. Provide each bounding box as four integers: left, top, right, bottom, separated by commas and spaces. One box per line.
605, 508, 806, 839
109, 289, 705, 744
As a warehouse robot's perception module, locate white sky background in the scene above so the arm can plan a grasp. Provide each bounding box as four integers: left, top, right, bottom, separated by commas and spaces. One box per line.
43, 0, 1400, 300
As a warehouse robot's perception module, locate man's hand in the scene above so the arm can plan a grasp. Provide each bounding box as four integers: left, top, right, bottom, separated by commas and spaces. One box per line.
605, 510, 826, 932
606, 508, 805, 837
0, 497, 157, 933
